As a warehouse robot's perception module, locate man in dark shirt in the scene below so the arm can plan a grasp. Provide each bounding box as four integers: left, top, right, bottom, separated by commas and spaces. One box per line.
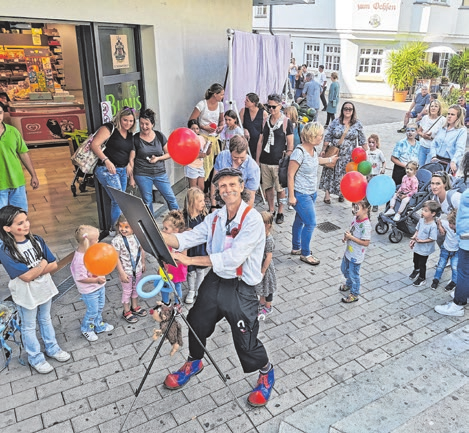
256, 94, 294, 224
397, 85, 430, 133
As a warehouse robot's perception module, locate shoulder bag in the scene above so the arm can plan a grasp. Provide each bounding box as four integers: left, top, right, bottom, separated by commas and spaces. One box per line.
71, 124, 115, 174
321, 125, 349, 169
279, 146, 304, 188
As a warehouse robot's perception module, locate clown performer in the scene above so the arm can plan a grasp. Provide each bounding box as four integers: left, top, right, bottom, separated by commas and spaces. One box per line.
161, 167, 275, 407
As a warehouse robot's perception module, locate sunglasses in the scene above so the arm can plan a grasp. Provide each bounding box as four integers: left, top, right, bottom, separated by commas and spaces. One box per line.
343, 107, 353, 112
433, 171, 447, 177
266, 104, 280, 110
406, 128, 416, 132
122, 106, 136, 113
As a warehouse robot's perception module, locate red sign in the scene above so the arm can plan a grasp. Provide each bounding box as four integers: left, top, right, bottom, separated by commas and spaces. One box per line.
19, 115, 81, 141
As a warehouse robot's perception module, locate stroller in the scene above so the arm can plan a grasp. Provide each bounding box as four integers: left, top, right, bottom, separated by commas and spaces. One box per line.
65, 129, 95, 197
375, 162, 444, 243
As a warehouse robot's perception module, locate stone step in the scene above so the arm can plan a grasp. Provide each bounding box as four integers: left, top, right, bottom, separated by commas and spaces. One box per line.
329, 363, 468, 433
279, 325, 469, 433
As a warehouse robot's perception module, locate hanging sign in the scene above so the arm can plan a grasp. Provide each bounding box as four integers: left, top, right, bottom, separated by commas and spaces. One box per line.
110, 35, 129, 69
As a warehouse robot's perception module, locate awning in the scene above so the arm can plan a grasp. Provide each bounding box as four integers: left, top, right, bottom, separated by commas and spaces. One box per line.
425, 45, 456, 54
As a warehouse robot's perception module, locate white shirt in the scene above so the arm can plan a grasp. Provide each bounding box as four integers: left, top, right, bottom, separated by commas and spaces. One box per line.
315, 71, 327, 87
175, 200, 265, 286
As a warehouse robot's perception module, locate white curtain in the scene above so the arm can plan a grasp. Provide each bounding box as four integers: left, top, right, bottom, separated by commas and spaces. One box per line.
228, 30, 290, 112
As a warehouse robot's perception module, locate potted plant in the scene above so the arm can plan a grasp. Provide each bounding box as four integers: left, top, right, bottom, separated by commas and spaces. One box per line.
448, 49, 469, 91
385, 42, 428, 102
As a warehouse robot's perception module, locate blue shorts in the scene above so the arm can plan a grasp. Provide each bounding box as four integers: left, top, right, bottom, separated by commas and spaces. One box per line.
184, 165, 205, 179
410, 111, 419, 118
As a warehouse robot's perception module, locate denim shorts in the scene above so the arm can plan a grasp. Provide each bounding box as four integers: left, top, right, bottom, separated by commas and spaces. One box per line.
184, 165, 205, 179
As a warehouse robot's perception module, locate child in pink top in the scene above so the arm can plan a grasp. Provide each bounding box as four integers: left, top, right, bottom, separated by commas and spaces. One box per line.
161, 211, 187, 308
384, 161, 419, 222
70, 225, 114, 342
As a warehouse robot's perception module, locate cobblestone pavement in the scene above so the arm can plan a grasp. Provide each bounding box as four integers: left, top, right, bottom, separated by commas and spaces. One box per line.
1, 118, 469, 433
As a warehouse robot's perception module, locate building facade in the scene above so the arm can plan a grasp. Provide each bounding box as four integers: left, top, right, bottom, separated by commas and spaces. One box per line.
253, 0, 469, 99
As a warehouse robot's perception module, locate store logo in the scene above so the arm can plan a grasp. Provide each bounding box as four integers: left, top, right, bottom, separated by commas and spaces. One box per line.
105, 93, 142, 116
26, 123, 41, 132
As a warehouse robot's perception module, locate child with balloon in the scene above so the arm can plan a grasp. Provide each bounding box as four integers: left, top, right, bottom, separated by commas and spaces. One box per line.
366, 134, 386, 212
339, 198, 372, 304
0, 205, 71, 374
71, 225, 115, 341
111, 214, 147, 324
185, 119, 212, 191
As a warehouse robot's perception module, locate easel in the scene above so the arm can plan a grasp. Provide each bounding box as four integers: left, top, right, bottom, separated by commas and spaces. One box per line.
108, 188, 261, 433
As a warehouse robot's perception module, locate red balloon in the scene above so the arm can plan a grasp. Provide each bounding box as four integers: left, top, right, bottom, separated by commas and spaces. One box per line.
346, 162, 358, 173
209, 122, 217, 130
340, 172, 368, 203
167, 128, 200, 166
351, 147, 367, 164
84, 243, 118, 276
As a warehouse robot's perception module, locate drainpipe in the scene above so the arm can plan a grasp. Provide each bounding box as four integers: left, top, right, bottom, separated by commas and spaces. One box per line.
269, 5, 274, 35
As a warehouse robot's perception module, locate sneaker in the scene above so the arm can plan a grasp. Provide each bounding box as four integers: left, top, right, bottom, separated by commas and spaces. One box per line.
413, 277, 426, 287
288, 205, 294, 211
108, 229, 116, 237
31, 360, 54, 374
431, 279, 439, 290
409, 269, 420, 280
164, 359, 204, 389
247, 367, 275, 407
397, 127, 407, 133
258, 306, 272, 321
434, 301, 464, 317
384, 208, 395, 216
258, 303, 265, 313
275, 213, 284, 224
393, 214, 401, 222
185, 290, 196, 304
96, 323, 114, 333
372, 205, 378, 212
48, 350, 71, 362
445, 281, 456, 292
82, 330, 98, 342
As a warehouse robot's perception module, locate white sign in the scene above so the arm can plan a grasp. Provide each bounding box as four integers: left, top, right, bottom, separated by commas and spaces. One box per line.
352, 1, 401, 31
110, 35, 129, 70
101, 101, 113, 124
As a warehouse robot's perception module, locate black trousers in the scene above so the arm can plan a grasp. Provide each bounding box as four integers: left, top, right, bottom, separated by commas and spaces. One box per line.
326, 113, 335, 126
413, 252, 429, 279
320, 86, 327, 109
392, 165, 406, 187
187, 270, 269, 373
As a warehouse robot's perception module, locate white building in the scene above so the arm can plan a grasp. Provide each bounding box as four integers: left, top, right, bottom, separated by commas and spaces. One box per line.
253, 0, 469, 99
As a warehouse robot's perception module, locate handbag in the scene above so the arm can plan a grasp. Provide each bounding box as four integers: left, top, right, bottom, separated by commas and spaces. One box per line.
71, 124, 115, 174
278, 147, 304, 188
321, 125, 350, 169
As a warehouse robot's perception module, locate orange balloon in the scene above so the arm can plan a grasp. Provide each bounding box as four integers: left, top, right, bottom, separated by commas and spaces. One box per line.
84, 243, 118, 275
346, 162, 358, 172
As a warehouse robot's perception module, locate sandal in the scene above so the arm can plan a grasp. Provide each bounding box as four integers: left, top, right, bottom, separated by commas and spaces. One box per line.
300, 255, 320, 266
341, 294, 359, 303
339, 284, 350, 292
122, 310, 138, 323
131, 306, 148, 317
338, 196, 345, 203
291, 249, 301, 255
324, 198, 331, 204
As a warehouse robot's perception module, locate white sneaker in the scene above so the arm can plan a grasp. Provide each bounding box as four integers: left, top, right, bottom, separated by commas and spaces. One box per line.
96, 323, 114, 333
288, 205, 294, 211
384, 209, 395, 216
434, 301, 464, 317
48, 350, 71, 362
393, 214, 401, 222
82, 330, 98, 341
185, 290, 196, 304
31, 360, 54, 374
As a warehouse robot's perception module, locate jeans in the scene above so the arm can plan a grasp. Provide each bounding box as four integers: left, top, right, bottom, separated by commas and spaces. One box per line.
133, 173, 179, 214
81, 286, 108, 333
289, 75, 296, 89
454, 249, 469, 305
94, 166, 128, 227
341, 256, 361, 296
418, 146, 431, 168
17, 299, 61, 367
292, 191, 317, 256
0, 185, 28, 211
434, 247, 458, 282
162, 281, 183, 304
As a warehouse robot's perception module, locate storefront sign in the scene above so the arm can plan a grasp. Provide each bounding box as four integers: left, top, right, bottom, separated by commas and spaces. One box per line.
101, 101, 113, 123
110, 35, 129, 69
105, 92, 142, 116
352, 0, 400, 31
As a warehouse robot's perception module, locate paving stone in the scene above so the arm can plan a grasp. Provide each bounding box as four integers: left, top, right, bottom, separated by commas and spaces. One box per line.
62, 378, 109, 404
37, 373, 82, 399
11, 367, 57, 393
298, 373, 337, 399
55, 356, 99, 378
98, 407, 147, 433
126, 413, 177, 433
0, 408, 15, 427
0, 387, 37, 412
78, 360, 121, 384
42, 399, 90, 428
329, 360, 366, 383
197, 400, 243, 431
356, 347, 391, 369
2, 415, 43, 433
40, 420, 74, 433
71, 402, 121, 432
16, 392, 64, 422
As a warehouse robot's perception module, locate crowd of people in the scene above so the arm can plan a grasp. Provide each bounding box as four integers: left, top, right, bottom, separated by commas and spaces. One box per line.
1, 72, 469, 410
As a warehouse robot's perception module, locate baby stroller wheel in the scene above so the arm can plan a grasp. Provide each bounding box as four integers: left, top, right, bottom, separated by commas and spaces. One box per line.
375, 220, 389, 235
389, 229, 403, 243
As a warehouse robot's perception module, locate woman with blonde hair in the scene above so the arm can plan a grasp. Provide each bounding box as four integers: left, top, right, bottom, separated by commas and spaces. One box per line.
417, 99, 445, 167
287, 122, 339, 265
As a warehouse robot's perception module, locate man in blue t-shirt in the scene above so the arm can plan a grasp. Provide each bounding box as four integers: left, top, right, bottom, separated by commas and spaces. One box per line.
397, 85, 430, 133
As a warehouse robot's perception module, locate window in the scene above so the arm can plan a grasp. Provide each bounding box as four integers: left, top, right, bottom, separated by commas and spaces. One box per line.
463, 0, 469, 6
434, 52, 452, 76
254, 6, 268, 17
324, 45, 340, 71
358, 48, 384, 74
305, 43, 320, 68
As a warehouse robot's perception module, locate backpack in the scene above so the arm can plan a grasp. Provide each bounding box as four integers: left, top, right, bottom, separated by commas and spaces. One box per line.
278, 146, 304, 188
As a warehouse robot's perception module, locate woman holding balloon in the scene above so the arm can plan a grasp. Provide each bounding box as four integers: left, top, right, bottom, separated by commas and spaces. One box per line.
287, 122, 339, 265
129, 108, 179, 214
319, 102, 367, 204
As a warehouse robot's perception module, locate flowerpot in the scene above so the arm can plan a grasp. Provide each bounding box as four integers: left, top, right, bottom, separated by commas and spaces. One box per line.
393, 90, 408, 102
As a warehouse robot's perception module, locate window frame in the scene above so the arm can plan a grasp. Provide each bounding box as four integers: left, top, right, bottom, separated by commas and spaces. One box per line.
254, 6, 268, 17
357, 47, 385, 75
324, 44, 341, 72
304, 43, 320, 69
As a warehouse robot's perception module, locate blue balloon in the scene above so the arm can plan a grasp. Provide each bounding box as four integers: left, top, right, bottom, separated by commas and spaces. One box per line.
366, 175, 396, 206
136, 274, 169, 299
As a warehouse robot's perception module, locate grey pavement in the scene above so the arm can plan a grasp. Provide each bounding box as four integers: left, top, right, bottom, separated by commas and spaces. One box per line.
2, 101, 469, 433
